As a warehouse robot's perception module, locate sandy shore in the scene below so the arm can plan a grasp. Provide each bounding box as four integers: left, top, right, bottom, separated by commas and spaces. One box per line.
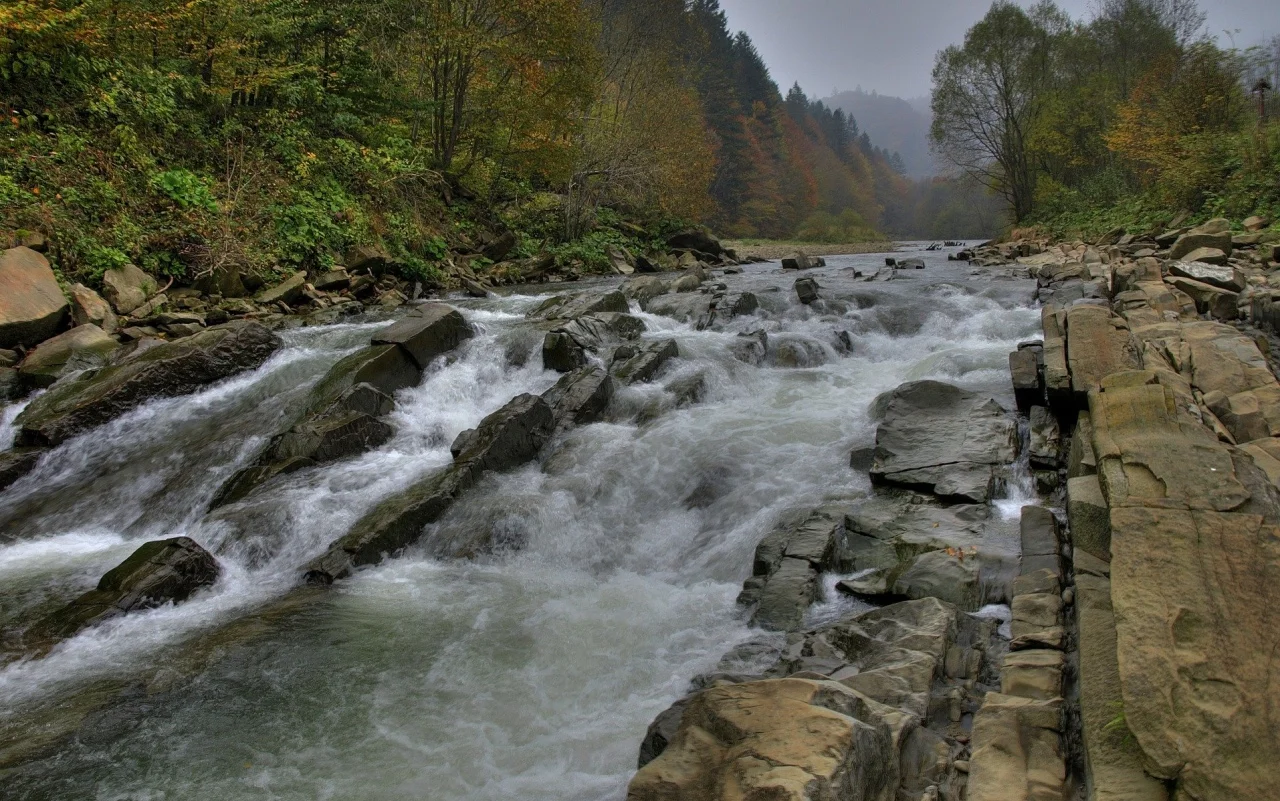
724, 240, 897, 260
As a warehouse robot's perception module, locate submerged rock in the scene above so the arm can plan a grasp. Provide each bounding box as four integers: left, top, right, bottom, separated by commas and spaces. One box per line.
15, 321, 283, 447
28, 537, 220, 643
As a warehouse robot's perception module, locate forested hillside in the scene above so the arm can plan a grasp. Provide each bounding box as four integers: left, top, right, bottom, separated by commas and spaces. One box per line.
0, 0, 954, 292
932, 0, 1280, 237
825, 89, 936, 178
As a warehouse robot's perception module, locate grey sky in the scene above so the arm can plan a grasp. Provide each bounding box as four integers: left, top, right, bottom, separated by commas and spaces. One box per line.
718, 0, 1280, 99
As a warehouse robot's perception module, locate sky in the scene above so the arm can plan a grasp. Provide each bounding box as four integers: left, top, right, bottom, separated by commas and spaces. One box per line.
717, 0, 1280, 100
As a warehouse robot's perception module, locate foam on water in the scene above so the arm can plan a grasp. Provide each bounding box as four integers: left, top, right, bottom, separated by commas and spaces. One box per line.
0, 253, 1044, 800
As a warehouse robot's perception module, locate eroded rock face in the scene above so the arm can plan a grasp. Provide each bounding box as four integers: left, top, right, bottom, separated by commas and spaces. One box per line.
627, 679, 899, 801
0, 247, 69, 349
28, 537, 220, 644
869, 381, 1018, 503
15, 321, 283, 447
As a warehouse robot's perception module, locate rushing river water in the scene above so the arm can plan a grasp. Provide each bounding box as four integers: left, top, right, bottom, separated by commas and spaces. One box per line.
0, 245, 1040, 800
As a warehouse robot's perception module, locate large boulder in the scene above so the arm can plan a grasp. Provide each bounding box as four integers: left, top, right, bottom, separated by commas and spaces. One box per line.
541, 366, 615, 434
542, 313, 645, 373
528, 291, 629, 322
0, 247, 69, 348
869, 381, 1018, 503
101, 262, 158, 315
627, 679, 899, 801
1169, 231, 1232, 262
17, 324, 120, 389
370, 303, 473, 370
15, 321, 282, 447
612, 339, 679, 385
28, 537, 220, 643
1167, 261, 1245, 292
302, 393, 555, 583
665, 229, 725, 260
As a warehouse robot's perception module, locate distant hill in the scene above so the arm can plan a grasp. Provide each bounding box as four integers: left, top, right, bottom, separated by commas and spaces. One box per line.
825, 89, 937, 179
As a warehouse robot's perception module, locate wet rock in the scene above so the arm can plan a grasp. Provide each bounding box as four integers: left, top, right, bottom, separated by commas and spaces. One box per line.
781, 253, 825, 270
528, 291, 629, 322
254, 272, 308, 306
16, 321, 282, 447
101, 262, 158, 316
371, 304, 473, 370
1027, 406, 1061, 469
794, 276, 819, 304
740, 508, 852, 631
542, 313, 645, 373
0, 247, 69, 349
0, 447, 44, 492
303, 394, 555, 583
771, 337, 829, 368
730, 330, 768, 366
612, 339, 679, 385
1019, 505, 1061, 578
621, 276, 668, 308
869, 380, 1018, 503
28, 537, 220, 642
69, 284, 118, 334
897, 258, 925, 270
541, 366, 615, 434
627, 678, 899, 801
1009, 347, 1042, 413
17, 324, 120, 389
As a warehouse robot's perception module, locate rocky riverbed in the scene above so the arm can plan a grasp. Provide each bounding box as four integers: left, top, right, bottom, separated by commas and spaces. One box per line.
0, 229, 1275, 800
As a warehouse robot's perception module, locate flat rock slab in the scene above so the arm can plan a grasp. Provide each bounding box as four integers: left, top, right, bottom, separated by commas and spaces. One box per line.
15, 321, 282, 447
371, 303, 473, 370
869, 380, 1018, 503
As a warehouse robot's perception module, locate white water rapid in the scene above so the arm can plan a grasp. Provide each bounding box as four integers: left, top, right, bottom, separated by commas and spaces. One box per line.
0, 245, 1041, 800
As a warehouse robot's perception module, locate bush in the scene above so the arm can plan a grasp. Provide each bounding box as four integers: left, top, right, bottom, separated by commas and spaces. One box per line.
151, 169, 218, 212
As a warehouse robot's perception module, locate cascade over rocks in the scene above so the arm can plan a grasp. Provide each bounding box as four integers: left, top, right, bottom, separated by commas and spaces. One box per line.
15, 321, 282, 447
869, 381, 1019, 503
27, 537, 220, 645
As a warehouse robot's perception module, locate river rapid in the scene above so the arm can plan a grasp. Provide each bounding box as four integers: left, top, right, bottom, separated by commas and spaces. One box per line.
0, 245, 1040, 800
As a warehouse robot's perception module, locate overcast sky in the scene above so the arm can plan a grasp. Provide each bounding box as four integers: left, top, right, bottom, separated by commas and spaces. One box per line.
718, 0, 1280, 100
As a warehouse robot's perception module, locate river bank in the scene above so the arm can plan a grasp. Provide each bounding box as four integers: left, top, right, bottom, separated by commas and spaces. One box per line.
724, 239, 896, 261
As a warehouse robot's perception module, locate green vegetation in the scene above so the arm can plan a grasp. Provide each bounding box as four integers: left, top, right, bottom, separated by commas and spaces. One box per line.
0, 0, 971, 294
931, 0, 1280, 239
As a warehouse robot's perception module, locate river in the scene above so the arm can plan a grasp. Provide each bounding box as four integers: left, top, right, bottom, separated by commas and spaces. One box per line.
0, 245, 1040, 800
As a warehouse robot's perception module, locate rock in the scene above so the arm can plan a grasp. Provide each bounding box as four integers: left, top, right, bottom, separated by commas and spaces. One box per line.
1075, 573, 1170, 801
1028, 406, 1061, 470
101, 262, 158, 315
542, 313, 646, 373
627, 679, 899, 801
1020, 505, 1061, 577
781, 253, 825, 270
1065, 305, 1142, 403
313, 269, 350, 292
1041, 307, 1071, 408
1067, 475, 1111, 563
302, 393, 555, 583
740, 508, 851, 631
28, 537, 220, 643
68, 284, 118, 334
634, 254, 661, 273
528, 291, 629, 322
669, 272, 702, 293
1243, 215, 1269, 232
254, 272, 308, 305
0, 247, 70, 349
1166, 276, 1239, 320
893, 550, 982, 610
869, 380, 1018, 503
621, 276, 668, 308
1009, 348, 1042, 413
897, 258, 926, 270
481, 231, 519, 262
0, 447, 44, 491
612, 339, 679, 385
794, 277, 819, 304
1169, 231, 1232, 261
15, 321, 282, 447
1010, 593, 1063, 641
1180, 246, 1227, 265
541, 366, 615, 434
665, 229, 725, 260
344, 244, 396, 275
1168, 260, 1246, 292
371, 304, 473, 370
1001, 648, 1065, 700
607, 246, 635, 276
967, 694, 1065, 801
17, 324, 119, 388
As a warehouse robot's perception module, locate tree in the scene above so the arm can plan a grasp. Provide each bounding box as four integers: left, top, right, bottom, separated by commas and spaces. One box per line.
931, 1, 1055, 222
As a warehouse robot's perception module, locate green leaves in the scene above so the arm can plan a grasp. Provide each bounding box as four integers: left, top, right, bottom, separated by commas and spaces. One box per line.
150, 169, 217, 212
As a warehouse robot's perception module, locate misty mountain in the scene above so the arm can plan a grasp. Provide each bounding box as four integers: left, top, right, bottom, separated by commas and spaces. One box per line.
825, 88, 937, 178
